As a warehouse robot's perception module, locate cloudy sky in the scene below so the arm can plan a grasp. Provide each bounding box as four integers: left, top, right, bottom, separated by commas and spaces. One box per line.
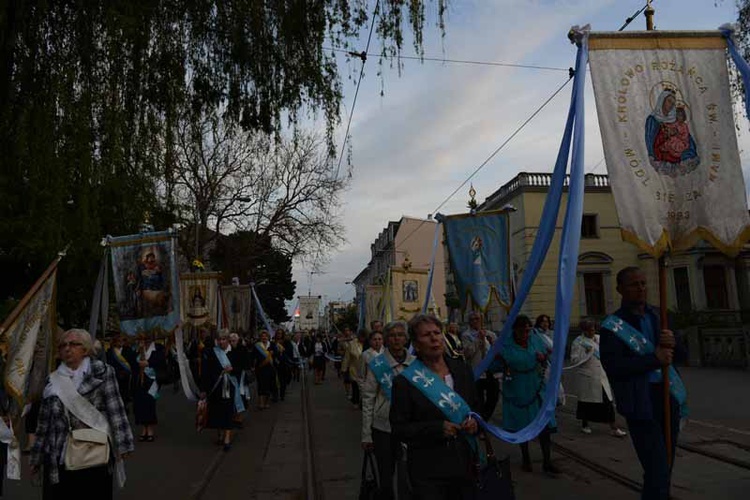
289, 0, 750, 312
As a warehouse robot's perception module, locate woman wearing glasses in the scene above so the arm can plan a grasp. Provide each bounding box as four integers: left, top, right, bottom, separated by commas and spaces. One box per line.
30, 328, 134, 499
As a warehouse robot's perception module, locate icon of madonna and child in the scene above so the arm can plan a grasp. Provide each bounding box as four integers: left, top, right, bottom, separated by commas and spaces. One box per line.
119, 245, 172, 320
645, 86, 700, 177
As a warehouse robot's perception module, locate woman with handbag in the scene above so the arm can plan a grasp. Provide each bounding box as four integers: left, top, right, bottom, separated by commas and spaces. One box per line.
133, 332, 167, 442
30, 328, 134, 499
390, 314, 480, 500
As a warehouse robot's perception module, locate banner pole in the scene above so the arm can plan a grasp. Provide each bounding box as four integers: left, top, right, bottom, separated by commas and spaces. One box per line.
658, 255, 673, 469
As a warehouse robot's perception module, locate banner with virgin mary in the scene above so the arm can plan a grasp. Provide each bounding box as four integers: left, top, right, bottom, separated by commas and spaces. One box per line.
109, 230, 180, 334
589, 30, 750, 256
180, 272, 222, 327
438, 210, 511, 311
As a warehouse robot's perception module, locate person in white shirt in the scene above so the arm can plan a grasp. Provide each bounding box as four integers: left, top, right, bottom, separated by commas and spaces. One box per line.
461, 311, 498, 420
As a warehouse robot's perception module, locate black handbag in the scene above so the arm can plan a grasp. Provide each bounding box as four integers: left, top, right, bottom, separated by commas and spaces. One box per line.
476, 437, 515, 500
359, 451, 380, 500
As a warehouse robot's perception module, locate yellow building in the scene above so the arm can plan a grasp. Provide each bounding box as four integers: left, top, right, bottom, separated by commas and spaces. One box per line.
469, 172, 749, 369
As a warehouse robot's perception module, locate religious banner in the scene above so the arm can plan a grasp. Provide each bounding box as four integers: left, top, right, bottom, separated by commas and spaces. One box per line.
438, 210, 511, 311
221, 284, 251, 333
391, 268, 437, 321
180, 272, 222, 327
589, 30, 750, 256
0, 259, 58, 406
297, 296, 320, 331
109, 231, 180, 335
365, 284, 384, 327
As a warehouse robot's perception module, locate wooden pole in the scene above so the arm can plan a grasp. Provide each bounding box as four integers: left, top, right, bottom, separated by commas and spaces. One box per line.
0, 254, 63, 335
645, 0, 655, 31
658, 256, 673, 468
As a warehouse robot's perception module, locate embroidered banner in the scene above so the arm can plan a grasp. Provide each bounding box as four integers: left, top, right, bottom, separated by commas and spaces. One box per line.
1, 260, 58, 406
365, 284, 384, 327
221, 284, 251, 333
109, 231, 180, 334
180, 272, 222, 327
439, 210, 511, 311
589, 31, 750, 256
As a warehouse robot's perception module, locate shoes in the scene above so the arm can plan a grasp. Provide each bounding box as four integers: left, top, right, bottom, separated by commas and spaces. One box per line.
138, 435, 148, 442
543, 462, 560, 475
521, 461, 533, 473
611, 428, 627, 438
581, 426, 593, 435
223, 443, 232, 452
146, 435, 155, 442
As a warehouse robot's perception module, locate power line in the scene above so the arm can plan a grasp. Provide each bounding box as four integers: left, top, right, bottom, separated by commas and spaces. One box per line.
325, 47, 569, 72
333, 2, 380, 180
395, 74, 574, 251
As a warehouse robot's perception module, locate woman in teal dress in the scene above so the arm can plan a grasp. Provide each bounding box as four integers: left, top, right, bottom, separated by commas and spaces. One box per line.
497, 314, 559, 475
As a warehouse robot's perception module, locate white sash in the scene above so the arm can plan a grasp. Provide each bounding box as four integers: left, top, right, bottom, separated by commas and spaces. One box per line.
174, 328, 200, 401
50, 371, 127, 488
0, 416, 20, 479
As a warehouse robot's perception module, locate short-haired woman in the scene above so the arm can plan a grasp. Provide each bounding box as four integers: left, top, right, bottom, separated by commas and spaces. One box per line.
31, 329, 134, 499
390, 314, 480, 499
133, 333, 167, 442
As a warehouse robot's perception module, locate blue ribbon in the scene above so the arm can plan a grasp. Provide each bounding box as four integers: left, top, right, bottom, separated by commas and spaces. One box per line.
422, 222, 442, 314
471, 33, 589, 444
722, 26, 750, 120
601, 315, 688, 417
213, 346, 246, 413
250, 284, 275, 334
368, 354, 395, 400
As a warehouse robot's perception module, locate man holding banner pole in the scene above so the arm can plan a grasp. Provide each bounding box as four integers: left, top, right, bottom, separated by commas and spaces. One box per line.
600, 267, 687, 500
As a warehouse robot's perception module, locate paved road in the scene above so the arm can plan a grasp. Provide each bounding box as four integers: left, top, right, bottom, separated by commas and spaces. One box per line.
5, 364, 750, 499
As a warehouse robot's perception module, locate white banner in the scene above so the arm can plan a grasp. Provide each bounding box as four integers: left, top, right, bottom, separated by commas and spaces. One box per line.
297, 296, 320, 331
179, 272, 221, 327
589, 31, 750, 255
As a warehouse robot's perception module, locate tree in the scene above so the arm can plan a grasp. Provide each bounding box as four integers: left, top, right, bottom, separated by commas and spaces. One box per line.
334, 303, 359, 332
171, 113, 347, 265
210, 231, 295, 324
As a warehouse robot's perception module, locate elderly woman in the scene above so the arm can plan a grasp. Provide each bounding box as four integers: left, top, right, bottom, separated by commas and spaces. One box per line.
200, 331, 244, 451
133, 333, 167, 442
496, 315, 558, 475
251, 331, 277, 409
31, 329, 134, 499
342, 328, 367, 408
390, 315, 480, 499
571, 318, 627, 437
360, 330, 384, 381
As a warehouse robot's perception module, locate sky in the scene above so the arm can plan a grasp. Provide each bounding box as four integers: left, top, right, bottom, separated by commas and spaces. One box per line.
288, 0, 750, 314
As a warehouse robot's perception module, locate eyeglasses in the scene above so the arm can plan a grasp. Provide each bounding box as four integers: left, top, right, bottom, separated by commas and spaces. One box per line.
58, 341, 83, 349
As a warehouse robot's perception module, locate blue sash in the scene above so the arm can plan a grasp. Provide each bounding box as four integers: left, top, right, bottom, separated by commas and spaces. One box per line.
401, 360, 471, 424
214, 347, 246, 413
368, 354, 396, 400
138, 354, 160, 400
573, 336, 600, 360
601, 315, 688, 417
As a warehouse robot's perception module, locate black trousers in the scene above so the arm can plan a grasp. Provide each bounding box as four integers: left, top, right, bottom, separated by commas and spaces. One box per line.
351, 381, 361, 406
476, 376, 499, 420
626, 385, 680, 500
43, 464, 112, 500
410, 476, 476, 500
371, 428, 399, 500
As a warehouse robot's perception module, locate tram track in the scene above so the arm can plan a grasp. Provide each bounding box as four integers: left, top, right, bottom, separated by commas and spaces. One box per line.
301, 367, 323, 500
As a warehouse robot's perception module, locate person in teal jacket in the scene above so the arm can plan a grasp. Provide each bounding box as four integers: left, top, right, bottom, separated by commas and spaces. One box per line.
495, 314, 559, 475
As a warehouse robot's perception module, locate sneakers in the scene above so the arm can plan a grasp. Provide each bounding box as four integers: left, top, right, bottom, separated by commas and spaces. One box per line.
611, 428, 628, 438
581, 426, 592, 435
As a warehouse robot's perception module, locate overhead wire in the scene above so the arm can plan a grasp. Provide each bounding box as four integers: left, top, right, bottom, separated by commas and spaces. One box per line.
333, 1, 380, 180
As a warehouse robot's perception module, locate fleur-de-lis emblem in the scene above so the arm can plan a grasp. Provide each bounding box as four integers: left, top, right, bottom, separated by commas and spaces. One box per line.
380, 372, 393, 389
374, 358, 384, 367
412, 369, 434, 388
610, 318, 624, 332
628, 334, 644, 353
438, 391, 462, 413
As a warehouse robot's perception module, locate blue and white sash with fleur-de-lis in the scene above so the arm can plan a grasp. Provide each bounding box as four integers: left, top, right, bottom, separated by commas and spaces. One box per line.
368, 354, 396, 400
602, 314, 688, 417
213, 346, 246, 414
401, 359, 471, 425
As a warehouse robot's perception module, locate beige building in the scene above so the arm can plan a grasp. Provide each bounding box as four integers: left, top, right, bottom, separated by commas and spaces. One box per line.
353, 216, 446, 325
470, 172, 750, 368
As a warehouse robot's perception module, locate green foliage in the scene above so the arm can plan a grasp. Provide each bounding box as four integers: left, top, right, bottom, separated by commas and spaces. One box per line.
210, 231, 295, 324
0, 1, 447, 326
334, 303, 359, 332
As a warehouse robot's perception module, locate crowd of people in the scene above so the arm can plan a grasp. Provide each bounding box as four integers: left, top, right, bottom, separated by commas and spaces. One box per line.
0, 266, 685, 500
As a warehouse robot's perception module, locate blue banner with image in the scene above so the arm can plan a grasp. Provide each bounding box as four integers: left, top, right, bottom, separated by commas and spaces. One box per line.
438, 210, 511, 311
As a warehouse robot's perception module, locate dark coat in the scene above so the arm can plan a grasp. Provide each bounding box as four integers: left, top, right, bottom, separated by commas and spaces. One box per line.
599, 304, 686, 421
390, 357, 480, 482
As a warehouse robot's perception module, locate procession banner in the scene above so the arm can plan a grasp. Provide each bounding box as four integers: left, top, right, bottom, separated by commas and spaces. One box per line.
391, 268, 430, 321
1, 258, 58, 407
109, 231, 180, 335
365, 285, 383, 328
297, 296, 320, 331
438, 210, 511, 311
180, 272, 222, 327
589, 31, 750, 256
221, 285, 251, 333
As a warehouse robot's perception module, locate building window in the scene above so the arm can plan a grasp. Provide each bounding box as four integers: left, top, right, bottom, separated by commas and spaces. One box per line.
703, 265, 729, 310
581, 214, 599, 238
583, 272, 605, 316
673, 267, 692, 312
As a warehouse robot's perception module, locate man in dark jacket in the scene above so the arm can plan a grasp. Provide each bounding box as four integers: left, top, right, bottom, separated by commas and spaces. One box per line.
600, 266, 686, 500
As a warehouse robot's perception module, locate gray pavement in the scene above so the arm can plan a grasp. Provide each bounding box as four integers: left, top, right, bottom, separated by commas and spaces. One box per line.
5, 365, 750, 499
